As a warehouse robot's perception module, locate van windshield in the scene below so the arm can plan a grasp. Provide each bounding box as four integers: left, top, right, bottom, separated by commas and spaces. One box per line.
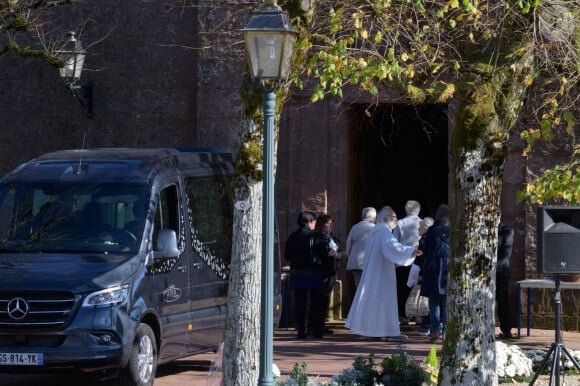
0, 182, 148, 254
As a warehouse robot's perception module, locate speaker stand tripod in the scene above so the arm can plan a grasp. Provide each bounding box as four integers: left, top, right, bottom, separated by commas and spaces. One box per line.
529, 274, 580, 386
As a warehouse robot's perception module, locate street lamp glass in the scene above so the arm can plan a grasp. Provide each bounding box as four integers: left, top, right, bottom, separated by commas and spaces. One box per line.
56, 32, 86, 86
243, 2, 297, 84
245, 31, 296, 81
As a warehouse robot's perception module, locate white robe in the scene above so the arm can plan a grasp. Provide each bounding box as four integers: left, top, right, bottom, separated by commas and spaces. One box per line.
345, 223, 416, 337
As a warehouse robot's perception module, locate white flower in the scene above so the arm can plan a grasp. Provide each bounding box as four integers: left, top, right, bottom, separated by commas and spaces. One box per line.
505, 363, 517, 377
496, 341, 533, 378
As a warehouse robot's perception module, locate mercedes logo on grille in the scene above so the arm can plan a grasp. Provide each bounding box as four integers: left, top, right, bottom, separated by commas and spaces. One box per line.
7, 297, 29, 320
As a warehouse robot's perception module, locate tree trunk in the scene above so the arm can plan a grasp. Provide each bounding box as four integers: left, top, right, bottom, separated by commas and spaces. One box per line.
223, 176, 263, 385
440, 44, 534, 384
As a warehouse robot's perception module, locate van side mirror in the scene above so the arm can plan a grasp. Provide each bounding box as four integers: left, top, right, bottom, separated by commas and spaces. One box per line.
154, 229, 179, 259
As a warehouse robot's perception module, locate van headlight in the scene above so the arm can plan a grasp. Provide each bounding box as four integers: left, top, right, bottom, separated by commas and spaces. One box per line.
83, 285, 130, 307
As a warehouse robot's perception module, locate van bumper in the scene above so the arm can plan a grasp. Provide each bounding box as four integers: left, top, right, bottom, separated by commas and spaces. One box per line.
0, 306, 136, 373
0, 332, 126, 373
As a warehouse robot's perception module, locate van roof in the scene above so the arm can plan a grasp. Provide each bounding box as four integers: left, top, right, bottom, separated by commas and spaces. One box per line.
2, 147, 235, 184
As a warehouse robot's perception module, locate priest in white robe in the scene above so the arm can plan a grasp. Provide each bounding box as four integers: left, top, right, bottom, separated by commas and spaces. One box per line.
345, 205, 422, 339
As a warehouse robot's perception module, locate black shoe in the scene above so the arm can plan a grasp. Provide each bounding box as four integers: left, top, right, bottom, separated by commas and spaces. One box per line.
498, 332, 513, 340
313, 334, 324, 339
323, 328, 334, 334
297, 333, 307, 339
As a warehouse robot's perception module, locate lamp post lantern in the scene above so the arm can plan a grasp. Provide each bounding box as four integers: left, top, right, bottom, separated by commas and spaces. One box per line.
56, 31, 93, 118
243, 1, 297, 385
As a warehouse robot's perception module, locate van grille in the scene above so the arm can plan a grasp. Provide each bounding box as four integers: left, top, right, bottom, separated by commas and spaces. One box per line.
0, 334, 65, 347
0, 291, 78, 329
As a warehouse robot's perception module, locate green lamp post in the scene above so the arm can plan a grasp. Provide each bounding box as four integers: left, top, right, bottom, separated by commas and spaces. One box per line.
243, 1, 297, 385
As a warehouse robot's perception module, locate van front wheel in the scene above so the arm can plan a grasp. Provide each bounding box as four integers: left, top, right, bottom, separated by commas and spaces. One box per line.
118, 323, 157, 386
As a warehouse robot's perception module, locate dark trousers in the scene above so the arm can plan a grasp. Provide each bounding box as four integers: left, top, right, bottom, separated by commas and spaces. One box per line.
396, 265, 412, 318
294, 288, 324, 336
428, 293, 447, 335
321, 275, 336, 328
496, 273, 512, 335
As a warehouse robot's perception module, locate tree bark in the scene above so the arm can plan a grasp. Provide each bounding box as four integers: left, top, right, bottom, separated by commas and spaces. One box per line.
223, 176, 263, 385
440, 43, 534, 384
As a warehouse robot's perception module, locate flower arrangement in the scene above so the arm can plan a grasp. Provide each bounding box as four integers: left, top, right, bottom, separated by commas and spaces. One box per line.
496, 341, 533, 380
378, 351, 430, 385
276, 347, 438, 385
522, 348, 580, 376
274, 343, 580, 385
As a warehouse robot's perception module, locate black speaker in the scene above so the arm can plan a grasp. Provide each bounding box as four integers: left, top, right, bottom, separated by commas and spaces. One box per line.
537, 205, 580, 274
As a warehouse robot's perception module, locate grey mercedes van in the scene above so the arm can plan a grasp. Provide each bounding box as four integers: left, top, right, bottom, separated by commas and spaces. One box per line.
0, 148, 282, 386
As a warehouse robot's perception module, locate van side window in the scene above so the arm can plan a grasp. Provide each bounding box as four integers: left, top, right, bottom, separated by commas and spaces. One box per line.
185, 175, 234, 280
148, 184, 180, 275
153, 184, 179, 248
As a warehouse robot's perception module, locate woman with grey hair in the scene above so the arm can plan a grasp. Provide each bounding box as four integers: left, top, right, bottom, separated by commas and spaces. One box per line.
345, 206, 422, 341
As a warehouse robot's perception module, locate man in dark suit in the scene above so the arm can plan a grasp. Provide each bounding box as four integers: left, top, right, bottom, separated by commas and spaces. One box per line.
285, 211, 326, 339
497, 210, 515, 339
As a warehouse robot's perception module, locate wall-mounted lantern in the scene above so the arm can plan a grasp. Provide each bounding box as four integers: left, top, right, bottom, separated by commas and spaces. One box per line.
56, 31, 93, 118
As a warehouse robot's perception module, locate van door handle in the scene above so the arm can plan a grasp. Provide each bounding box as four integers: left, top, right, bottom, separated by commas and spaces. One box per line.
177, 265, 187, 272
192, 262, 203, 269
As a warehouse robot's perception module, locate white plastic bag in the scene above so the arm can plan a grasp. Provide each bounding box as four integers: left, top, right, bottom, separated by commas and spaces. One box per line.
406, 263, 421, 287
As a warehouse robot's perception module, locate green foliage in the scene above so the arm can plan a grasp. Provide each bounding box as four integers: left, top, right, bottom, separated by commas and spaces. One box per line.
423, 346, 439, 384
351, 353, 381, 384
517, 145, 580, 205
519, 82, 576, 156
0, 0, 86, 68
425, 346, 438, 368
297, 1, 579, 216
287, 362, 310, 385
379, 352, 428, 386
234, 139, 264, 181
327, 351, 435, 385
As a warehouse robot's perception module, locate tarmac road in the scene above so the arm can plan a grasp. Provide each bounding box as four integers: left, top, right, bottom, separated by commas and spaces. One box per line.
2, 351, 217, 386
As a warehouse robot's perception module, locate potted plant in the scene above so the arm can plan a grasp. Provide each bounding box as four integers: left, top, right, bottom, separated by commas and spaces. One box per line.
379, 351, 428, 386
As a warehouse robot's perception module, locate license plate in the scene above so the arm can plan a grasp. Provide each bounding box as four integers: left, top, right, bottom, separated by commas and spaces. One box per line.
0, 353, 43, 366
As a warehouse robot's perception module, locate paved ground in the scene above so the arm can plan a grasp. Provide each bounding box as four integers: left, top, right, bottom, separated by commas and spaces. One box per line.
4, 323, 580, 385
159, 323, 580, 386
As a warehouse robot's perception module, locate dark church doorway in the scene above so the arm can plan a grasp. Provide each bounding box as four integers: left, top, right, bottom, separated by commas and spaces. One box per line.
343, 103, 449, 316
347, 103, 449, 227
